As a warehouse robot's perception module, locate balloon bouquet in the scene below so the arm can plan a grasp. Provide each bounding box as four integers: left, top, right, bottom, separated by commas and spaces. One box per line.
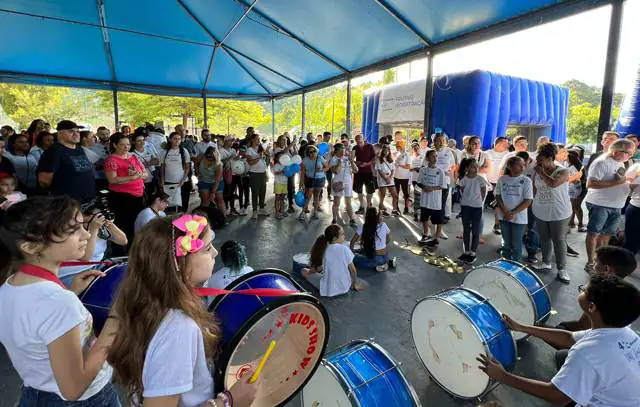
279, 154, 305, 207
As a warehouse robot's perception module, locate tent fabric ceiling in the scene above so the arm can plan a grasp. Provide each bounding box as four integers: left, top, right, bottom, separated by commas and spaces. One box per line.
0, 0, 610, 99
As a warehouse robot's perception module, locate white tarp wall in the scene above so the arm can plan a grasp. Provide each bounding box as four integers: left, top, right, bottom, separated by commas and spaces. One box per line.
376, 79, 426, 126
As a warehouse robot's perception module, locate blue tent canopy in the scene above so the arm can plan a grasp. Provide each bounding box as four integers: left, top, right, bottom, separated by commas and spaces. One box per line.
0, 0, 609, 99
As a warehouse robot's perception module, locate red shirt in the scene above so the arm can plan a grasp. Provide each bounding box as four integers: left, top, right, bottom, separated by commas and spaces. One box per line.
105, 154, 145, 197
354, 144, 375, 173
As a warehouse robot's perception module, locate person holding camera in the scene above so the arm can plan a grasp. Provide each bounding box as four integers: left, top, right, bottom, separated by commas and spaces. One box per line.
104, 133, 147, 253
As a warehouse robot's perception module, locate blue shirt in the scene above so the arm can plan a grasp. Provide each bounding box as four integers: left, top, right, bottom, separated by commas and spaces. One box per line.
303, 156, 326, 179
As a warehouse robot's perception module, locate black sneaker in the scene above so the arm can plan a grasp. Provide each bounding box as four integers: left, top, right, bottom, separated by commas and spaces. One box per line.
413, 213, 419, 222
403, 207, 410, 215
392, 209, 400, 216
458, 253, 471, 263
566, 246, 579, 257
443, 217, 450, 224
355, 207, 365, 215
381, 210, 390, 217
527, 254, 538, 264
467, 254, 477, 264
456, 212, 462, 219
419, 234, 430, 244
287, 206, 295, 213
493, 225, 501, 235
425, 239, 439, 248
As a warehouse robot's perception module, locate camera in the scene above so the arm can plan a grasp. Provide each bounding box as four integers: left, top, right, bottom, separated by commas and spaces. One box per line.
81, 190, 115, 221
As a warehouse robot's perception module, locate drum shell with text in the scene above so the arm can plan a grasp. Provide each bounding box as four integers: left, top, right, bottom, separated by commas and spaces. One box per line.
208, 269, 329, 407
411, 287, 517, 399
302, 339, 422, 407
463, 259, 551, 341
79, 258, 128, 336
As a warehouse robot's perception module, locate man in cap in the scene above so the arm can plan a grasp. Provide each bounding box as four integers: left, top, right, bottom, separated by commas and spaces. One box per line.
37, 120, 95, 203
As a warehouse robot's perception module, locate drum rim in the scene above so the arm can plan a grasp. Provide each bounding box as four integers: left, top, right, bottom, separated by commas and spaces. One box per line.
410, 287, 516, 400
301, 358, 361, 407
78, 260, 127, 300
207, 268, 305, 313
475, 259, 551, 324
213, 293, 330, 407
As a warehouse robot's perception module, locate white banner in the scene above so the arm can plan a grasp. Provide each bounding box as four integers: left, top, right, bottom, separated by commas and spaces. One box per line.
376, 79, 426, 124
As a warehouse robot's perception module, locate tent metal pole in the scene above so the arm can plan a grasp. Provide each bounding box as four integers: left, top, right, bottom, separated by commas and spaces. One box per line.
113, 89, 119, 129
346, 78, 352, 136
301, 92, 306, 137
203, 93, 208, 129
422, 52, 433, 137
271, 98, 276, 139
372, 0, 431, 46
597, 0, 624, 149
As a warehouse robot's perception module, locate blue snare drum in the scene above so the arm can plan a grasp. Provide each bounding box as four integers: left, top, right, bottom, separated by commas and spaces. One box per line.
208, 269, 329, 407
411, 287, 517, 399
302, 340, 421, 407
79, 259, 128, 335
463, 259, 551, 341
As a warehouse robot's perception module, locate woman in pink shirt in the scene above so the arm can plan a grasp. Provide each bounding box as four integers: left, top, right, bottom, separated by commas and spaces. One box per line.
105, 132, 147, 250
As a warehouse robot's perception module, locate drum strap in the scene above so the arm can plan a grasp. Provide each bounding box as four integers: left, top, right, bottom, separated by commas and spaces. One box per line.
194, 287, 297, 297
60, 260, 114, 267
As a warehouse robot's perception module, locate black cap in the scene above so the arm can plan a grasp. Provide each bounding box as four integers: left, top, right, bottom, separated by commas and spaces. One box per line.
56, 120, 84, 131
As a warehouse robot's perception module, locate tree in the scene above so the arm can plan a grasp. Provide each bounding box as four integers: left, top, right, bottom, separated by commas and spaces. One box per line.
0, 84, 83, 128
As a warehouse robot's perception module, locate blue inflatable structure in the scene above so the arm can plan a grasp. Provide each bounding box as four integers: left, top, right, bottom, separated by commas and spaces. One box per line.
615, 64, 640, 137
362, 70, 569, 149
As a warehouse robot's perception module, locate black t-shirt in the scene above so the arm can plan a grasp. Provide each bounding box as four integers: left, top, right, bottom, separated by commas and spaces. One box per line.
37, 143, 95, 203
0, 157, 15, 177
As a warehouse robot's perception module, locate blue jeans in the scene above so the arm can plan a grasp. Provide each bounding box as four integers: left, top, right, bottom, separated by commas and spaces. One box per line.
19, 383, 121, 407
525, 206, 540, 255
353, 253, 388, 269
501, 221, 525, 262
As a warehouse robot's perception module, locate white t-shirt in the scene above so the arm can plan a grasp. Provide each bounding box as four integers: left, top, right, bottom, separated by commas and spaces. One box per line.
434, 148, 456, 185
59, 238, 108, 279
142, 309, 214, 406
134, 208, 166, 233
375, 161, 394, 187
133, 147, 158, 183
272, 163, 287, 184
356, 223, 391, 251
532, 167, 572, 221
627, 163, 640, 208
161, 148, 191, 184
330, 156, 353, 184
585, 155, 630, 209
495, 174, 533, 224
394, 152, 411, 179
208, 265, 254, 289
458, 176, 490, 208
245, 147, 266, 173
147, 132, 167, 154
218, 146, 236, 163
410, 155, 423, 182
486, 149, 509, 184
320, 243, 354, 297
418, 166, 446, 210
194, 141, 218, 157
0, 279, 112, 400
567, 165, 582, 199
551, 327, 640, 407
499, 151, 536, 177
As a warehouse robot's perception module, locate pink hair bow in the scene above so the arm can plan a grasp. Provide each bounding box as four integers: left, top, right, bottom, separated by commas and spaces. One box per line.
173, 214, 208, 257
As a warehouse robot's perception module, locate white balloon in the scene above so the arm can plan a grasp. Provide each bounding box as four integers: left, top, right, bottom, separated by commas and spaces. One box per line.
279, 154, 291, 166
291, 155, 302, 164
231, 160, 245, 175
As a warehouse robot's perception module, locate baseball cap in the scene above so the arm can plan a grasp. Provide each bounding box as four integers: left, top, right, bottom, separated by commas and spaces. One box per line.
56, 120, 84, 131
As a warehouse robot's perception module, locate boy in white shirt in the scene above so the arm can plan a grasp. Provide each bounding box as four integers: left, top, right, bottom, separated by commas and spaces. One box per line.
479, 273, 640, 407
417, 150, 446, 247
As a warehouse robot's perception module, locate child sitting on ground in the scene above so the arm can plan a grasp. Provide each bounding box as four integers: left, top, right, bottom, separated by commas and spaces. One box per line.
208, 240, 254, 289
556, 245, 637, 331
350, 207, 397, 272
303, 224, 363, 297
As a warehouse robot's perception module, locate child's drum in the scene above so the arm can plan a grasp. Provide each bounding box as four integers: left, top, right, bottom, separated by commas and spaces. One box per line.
302, 339, 421, 406
208, 269, 329, 407
292, 252, 310, 277
411, 287, 517, 399
463, 259, 551, 341
79, 258, 128, 335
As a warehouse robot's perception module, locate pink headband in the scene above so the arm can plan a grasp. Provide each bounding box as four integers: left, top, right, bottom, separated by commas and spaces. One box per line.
172, 214, 209, 257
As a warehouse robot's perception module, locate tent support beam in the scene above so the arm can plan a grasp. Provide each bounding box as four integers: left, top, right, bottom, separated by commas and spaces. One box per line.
203, 93, 208, 129
271, 98, 276, 138
176, 0, 273, 96
113, 89, 119, 129
234, 0, 349, 73
423, 53, 433, 136
223, 45, 302, 87
597, 0, 624, 148
372, 0, 431, 46
346, 78, 352, 136
301, 92, 306, 137
96, 0, 117, 83
219, 0, 260, 47
203, 46, 218, 91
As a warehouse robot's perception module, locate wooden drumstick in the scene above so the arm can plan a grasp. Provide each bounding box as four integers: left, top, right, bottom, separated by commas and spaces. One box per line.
250, 340, 277, 384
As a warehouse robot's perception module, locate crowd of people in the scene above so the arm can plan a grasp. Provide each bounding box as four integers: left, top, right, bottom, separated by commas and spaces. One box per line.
0, 117, 639, 407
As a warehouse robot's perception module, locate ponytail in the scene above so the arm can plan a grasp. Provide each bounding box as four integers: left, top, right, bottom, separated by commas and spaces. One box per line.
309, 224, 341, 267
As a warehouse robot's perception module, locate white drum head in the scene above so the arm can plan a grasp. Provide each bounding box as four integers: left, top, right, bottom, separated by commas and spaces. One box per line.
302, 362, 351, 407
293, 253, 310, 266
411, 298, 488, 399
223, 301, 327, 407
463, 267, 534, 341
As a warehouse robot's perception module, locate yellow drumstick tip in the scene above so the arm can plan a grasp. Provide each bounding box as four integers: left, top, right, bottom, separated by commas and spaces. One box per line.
250, 340, 277, 383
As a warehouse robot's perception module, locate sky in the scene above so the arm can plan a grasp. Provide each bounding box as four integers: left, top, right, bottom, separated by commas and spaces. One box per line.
355, 0, 640, 95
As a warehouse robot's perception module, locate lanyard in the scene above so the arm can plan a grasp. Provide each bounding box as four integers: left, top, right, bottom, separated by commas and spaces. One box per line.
18, 264, 65, 289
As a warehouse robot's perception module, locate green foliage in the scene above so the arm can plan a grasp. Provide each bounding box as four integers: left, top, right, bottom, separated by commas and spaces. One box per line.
0, 84, 83, 128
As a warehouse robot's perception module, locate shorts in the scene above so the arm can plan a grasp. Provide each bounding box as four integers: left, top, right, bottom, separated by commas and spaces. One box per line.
586, 202, 621, 235
420, 207, 443, 224
304, 177, 325, 189
274, 182, 288, 195
332, 179, 353, 197
198, 182, 212, 192
353, 172, 376, 195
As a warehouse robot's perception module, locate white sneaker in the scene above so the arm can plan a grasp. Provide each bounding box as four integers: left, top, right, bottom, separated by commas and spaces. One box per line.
258, 208, 270, 217
532, 262, 552, 271
389, 257, 398, 268
252, 210, 258, 220
376, 264, 389, 272
557, 268, 570, 283
440, 231, 449, 240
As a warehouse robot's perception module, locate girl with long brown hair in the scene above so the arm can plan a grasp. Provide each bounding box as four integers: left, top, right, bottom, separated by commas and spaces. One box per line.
107, 214, 258, 406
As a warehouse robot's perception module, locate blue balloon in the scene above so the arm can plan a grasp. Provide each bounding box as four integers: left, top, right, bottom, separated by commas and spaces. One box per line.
318, 142, 329, 156
295, 191, 305, 207
291, 163, 300, 173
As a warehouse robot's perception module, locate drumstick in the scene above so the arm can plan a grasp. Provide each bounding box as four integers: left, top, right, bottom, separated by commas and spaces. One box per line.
250, 340, 277, 384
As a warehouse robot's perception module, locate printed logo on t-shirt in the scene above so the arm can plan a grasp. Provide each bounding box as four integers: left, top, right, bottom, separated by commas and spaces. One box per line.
70, 155, 91, 172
